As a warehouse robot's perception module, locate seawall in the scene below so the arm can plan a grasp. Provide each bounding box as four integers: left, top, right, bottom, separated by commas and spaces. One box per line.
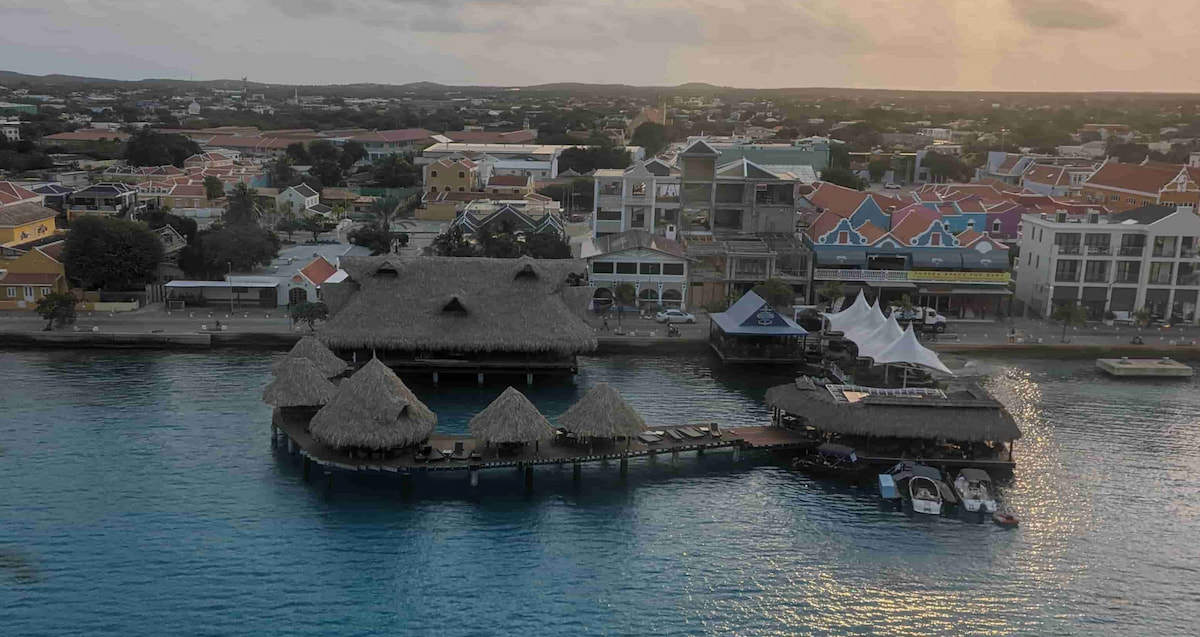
0, 330, 302, 350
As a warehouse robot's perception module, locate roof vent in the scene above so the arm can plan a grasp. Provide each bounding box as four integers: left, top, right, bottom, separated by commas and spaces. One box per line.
442, 296, 468, 315
514, 262, 538, 281
374, 261, 399, 277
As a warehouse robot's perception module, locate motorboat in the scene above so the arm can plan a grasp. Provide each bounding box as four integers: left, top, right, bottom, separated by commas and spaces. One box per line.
952, 468, 998, 513
791, 443, 869, 480
882, 462, 957, 515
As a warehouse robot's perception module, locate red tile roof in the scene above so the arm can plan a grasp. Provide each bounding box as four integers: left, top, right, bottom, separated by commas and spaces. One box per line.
0, 202, 57, 227
955, 229, 982, 245
856, 220, 887, 243
0, 182, 39, 206
1086, 162, 1178, 195
1023, 165, 1069, 187
488, 175, 531, 187
890, 213, 935, 245
299, 256, 338, 286
805, 210, 843, 240
36, 241, 66, 262
352, 129, 434, 144
810, 182, 867, 217
0, 272, 61, 285
445, 130, 537, 144
44, 129, 131, 142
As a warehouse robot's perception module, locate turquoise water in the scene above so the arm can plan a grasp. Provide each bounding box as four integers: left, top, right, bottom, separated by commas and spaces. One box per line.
1, 351, 1198, 636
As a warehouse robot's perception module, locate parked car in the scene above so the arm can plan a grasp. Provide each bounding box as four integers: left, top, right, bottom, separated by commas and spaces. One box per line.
883, 182, 901, 190
655, 309, 696, 324
890, 306, 948, 333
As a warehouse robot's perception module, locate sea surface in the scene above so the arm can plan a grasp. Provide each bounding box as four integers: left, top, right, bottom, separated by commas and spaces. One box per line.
1, 350, 1198, 636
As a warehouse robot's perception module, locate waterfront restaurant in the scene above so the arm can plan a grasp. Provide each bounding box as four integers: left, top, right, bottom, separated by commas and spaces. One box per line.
319, 256, 597, 377
468, 386, 556, 456
307, 358, 438, 455
273, 336, 350, 379
709, 290, 808, 363
765, 376, 1022, 468
557, 382, 647, 447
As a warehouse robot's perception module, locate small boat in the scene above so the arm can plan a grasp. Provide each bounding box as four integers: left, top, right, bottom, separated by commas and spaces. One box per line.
952, 468, 998, 513
792, 443, 869, 480
993, 512, 1020, 527
883, 462, 957, 515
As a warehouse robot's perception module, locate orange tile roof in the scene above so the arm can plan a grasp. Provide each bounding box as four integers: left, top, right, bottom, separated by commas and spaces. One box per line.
0, 181, 39, 206
299, 256, 338, 286
44, 129, 131, 142
956, 229, 982, 245
1024, 165, 1069, 187
890, 213, 935, 245
1086, 162, 1178, 195
806, 210, 844, 240
855, 220, 887, 243
36, 241, 66, 262
810, 182, 867, 217
0, 272, 61, 285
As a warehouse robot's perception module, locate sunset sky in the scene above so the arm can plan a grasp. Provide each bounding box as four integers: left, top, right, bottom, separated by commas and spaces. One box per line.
2, 0, 1195, 91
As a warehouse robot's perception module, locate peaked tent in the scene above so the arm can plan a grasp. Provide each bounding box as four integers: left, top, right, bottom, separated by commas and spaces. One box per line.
873, 325, 954, 375
842, 298, 887, 345
824, 290, 871, 335
854, 313, 904, 361
711, 291, 808, 336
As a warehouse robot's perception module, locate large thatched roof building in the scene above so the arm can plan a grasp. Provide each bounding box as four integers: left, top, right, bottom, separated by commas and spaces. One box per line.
309, 358, 438, 450
468, 386, 556, 444
319, 256, 596, 370
263, 357, 338, 408
764, 377, 1021, 443
273, 336, 349, 379
557, 382, 646, 439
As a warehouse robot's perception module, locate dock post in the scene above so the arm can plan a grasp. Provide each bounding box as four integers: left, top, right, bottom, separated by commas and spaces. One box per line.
619, 455, 628, 477
524, 465, 534, 490
697, 446, 704, 456
270, 424, 277, 447
324, 470, 333, 493
432, 372, 439, 385
733, 445, 741, 462
526, 373, 533, 386
477, 372, 485, 386
469, 467, 479, 487
573, 462, 582, 483
671, 449, 678, 465
302, 456, 310, 481
286, 437, 293, 454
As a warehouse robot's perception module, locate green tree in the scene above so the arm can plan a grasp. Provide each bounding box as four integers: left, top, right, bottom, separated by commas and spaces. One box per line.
285, 142, 309, 164
179, 225, 281, 279
522, 233, 572, 259
613, 282, 637, 330
35, 292, 77, 330
1053, 301, 1087, 343
557, 145, 632, 174
299, 215, 330, 243
817, 280, 845, 308
340, 140, 367, 169
124, 129, 201, 167
369, 196, 402, 229
924, 151, 971, 182
372, 155, 420, 187
430, 225, 475, 257
309, 160, 344, 188
223, 183, 261, 227
63, 216, 164, 291
820, 166, 864, 190
289, 301, 329, 332
268, 159, 298, 188
203, 175, 225, 201
630, 123, 667, 156
1132, 306, 1151, 327
475, 225, 523, 258
899, 293, 914, 314
867, 159, 891, 183
752, 278, 795, 310
348, 225, 394, 255
307, 140, 338, 163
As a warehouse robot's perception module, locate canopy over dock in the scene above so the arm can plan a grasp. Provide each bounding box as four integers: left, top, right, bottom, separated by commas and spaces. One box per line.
468, 386, 556, 444
263, 357, 337, 408
765, 377, 1021, 443
273, 335, 349, 379
709, 291, 808, 363
822, 291, 952, 376
557, 382, 647, 439
309, 358, 437, 450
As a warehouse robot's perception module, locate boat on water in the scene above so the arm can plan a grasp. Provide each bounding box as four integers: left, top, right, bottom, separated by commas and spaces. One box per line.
791, 443, 870, 480
882, 462, 957, 515
953, 468, 998, 513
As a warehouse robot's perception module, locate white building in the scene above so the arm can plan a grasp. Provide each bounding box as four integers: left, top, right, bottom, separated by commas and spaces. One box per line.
1, 120, 22, 142
277, 184, 319, 214
1015, 205, 1200, 323
580, 230, 690, 310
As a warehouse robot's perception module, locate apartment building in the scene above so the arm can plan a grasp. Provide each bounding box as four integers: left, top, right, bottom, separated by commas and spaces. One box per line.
352, 129, 435, 160
1080, 161, 1200, 213
1015, 205, 1200, 322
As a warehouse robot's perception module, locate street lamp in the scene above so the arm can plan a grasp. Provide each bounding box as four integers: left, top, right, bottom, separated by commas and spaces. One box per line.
228, 261, 234, 314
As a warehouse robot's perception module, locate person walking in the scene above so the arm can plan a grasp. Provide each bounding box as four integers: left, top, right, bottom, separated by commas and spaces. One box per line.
600, 315, 610, 332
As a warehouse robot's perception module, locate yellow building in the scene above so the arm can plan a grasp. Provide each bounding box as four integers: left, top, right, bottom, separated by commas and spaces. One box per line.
424, 157, 481, 194
0, 202, 59, 248
0, 240, 69, 310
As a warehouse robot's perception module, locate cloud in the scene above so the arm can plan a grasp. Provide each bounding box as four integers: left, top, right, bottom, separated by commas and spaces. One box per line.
1009, 0, 1123, 30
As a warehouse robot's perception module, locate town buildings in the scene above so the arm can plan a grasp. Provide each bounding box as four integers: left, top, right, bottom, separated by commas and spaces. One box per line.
66, 183, 143, 220
579, 230, 689, 310
0, 182, 58, 248
1014, 205, 1200, 323
1080, 161, 1200, 213
352, 129, 435, 160
0, 240, 69, 310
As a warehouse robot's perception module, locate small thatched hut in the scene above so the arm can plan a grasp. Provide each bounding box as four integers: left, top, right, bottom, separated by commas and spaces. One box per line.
557, 382, 646, 440
263, 357, 337, 409
468, 386, 555, 446
273, 336, 349, 379
308, 358, 437, 451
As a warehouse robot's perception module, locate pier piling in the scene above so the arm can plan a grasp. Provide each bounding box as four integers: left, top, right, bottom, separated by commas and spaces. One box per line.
526, 373, 533, 386
432, 372, 439, 385
524, 465, 534, 490
270, 424, 277, 447
302, 456, 310, 481
733, 445, 741, 462
573, 462, 582, 483
619, 456, 628, 477
477, 372, 484, 386
469, 468, 479, 487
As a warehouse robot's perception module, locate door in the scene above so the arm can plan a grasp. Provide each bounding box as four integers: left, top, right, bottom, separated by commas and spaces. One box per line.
23, 286, 34, 302
288, 287, 308, 306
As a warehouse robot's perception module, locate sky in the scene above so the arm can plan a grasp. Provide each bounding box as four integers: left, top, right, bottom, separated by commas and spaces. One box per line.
1, 0, 1196, 91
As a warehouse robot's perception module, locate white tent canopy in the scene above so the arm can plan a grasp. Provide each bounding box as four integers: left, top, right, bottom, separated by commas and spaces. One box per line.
855, 313, 904, 361
873, 325, 954, 375
843, 298, 887, 345
824, 290, 871, 335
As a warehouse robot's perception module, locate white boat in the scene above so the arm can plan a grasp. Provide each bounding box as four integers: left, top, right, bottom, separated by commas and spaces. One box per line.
909, 474, 943, 515
953, 468, 998, 513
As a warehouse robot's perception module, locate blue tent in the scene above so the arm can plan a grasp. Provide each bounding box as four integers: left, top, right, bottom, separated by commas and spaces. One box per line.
711, 291, 808, 336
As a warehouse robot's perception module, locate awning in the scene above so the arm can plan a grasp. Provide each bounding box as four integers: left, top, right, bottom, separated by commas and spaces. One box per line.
865, 280, 917, 289
813, 248, 867, 267
918, 287, 1012, 296
165, 280, 278, 289
910, 252, 963, 269
960, 252, 1006, 269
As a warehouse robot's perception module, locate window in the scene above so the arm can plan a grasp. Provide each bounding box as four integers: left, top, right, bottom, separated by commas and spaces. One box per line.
592, 262, 614, 274
992, 220, 1001, 233
458, 187, 465, 192
1054, 260, 1080, 282
1115, 261, 1140, 283
931, 232, 941, 246
431, 170, 438, 177
597, 210, 622, 221
615, 262, 638, 275
632, 182, 647, 196
1084, 261, 1109, 283
1153, 236, 1178, 258
837, 231, 849, 244
1149, 262, 1173, 284
41, 287, 51, 296
23, 286, 33, 298
1127, 197, 1136, 205
429, 186, 437, 193
639, 263, 661, 275
458, 172, 465, 178
5, 287, 13, 298
662, 263, 685, 276
1035, 255, 1040, 269
493, 189, 499, 194
1026, 252, 1031, 266
1110, 194, 1119, 202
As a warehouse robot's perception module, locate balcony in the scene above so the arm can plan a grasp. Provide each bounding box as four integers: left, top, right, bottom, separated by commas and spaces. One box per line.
1055, 245, 1081, 256
813, 268, 1011, 284
1118, 246, 1145, 257
1084, 246, 1112, 256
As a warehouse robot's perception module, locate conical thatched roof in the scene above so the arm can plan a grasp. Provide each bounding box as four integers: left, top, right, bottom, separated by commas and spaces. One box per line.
262, 357, 338, 407
308, 358, 437, 450
557, 382, 646, 438
468, 386, 555, 444
272, 336, 349, 379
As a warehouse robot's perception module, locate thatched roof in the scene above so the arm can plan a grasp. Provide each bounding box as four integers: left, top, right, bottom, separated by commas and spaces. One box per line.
273, 336, 349, 378
262, 357, 338, 407
764, 378, 1022, 442
309, 358, 437, 450
557, 382, 647, 438
319, 256, 597, 354
468, 386, 556, 444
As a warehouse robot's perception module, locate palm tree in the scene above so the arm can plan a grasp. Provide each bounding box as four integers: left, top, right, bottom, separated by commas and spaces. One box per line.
613, 282, 637, 330
1132, 306, 1151, 327
1053, 301, 1087, 343
817, 280, 845, 310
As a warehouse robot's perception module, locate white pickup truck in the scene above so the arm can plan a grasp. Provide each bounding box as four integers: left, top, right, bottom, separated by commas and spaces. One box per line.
890, 306, 948, 333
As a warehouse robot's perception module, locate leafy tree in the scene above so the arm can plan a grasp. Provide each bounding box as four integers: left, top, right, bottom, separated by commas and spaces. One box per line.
348, 225, 394, 255
124, 129, 201, 167
817, 280, 845, 308
1105, 141, 1152, 164
285, 142, 309, 164
299, 215, 331, 243
557, 145, 632, 174
523, 233, 572, 259
268, 159, 298, 187
1053, 301, 1087, 343
537, 178, 593, 212
867, 159, 891, 183
369, 197, 402, 229
309, 160, 344, 188
923, 151, 971, 182
371, 155, 420, 187
36, 292, 77, 330
475, 225, 523, 258
203, 175, 225, 201
752, 278, 795, 310
179, 224, 281, 279
899, 293, 914, 313
289, 301, 328, 332
821, 166, 864, 190
223, 183, 261, 227
774, 127, 800, 140
340, 140, 367, 169
143, 208, 198, 243
1132, 306, 1151, 327
307, 140, 338, 163
430, 226, 475, 257
630, 122, 667, 156
613, 282, 637, 329
63, 216, 164, 291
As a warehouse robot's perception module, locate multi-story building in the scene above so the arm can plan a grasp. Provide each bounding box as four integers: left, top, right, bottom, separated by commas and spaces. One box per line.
66, 183, 143, 221
1015, 205, 1200, 323
1080, 161, 1200, 213
424, 157, 484, 194
352, 129, 435, 161
1, 120, 20, 143
580, 230, 689, 310
1021, 163, 1097, 198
